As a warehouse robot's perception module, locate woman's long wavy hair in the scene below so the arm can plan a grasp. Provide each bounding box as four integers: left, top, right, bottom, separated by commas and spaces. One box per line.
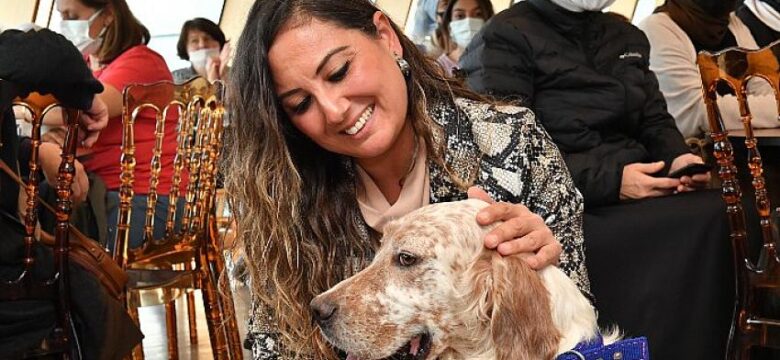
225, 0, 482, 358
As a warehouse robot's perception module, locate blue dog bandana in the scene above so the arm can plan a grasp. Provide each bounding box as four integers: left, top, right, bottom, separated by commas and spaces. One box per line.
556, 334, 649, 360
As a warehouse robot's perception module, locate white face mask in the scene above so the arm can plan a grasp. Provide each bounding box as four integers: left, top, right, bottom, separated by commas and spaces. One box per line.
449, 17, 485, 49
189, 47, 220, 74
548, 0, 617, 12
59, 9, 105, 55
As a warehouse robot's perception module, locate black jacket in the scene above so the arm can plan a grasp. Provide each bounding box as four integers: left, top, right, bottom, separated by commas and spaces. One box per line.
460, 0, 690, 207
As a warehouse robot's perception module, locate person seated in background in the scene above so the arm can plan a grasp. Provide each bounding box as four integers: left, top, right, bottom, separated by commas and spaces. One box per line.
408, 0, 453, 57
172, 17, 230, 84
0, 27, 142, 359
639, 0, 778, 139
460, 0, 734, 358
54, 0, 183, 251
408, 0, 440, 49
738, 0, 780, 47
436, 0, 494, 76
427, 0, 452, 58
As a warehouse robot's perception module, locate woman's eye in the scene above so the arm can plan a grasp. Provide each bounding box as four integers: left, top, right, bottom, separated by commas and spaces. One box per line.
397, 252, 418, 267
328, 61, 350, 82
292, 96, 311, 115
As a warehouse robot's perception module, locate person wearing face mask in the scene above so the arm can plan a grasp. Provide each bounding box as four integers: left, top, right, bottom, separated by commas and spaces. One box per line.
461, 0, 736, 358
55, 0, 183, 251
638, 0, 779, 140
172, 17, 230, 84
419, 0, 452, 58
59, 7, 106, 56
409, 0, 443, 46
436, 0, 494, 76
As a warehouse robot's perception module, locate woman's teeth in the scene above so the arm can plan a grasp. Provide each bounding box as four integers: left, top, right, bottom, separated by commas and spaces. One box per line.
345, 105, 374, 135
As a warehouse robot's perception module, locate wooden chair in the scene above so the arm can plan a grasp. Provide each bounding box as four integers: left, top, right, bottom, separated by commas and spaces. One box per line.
0, 82, 81, 358
698, 39, 780, 359
114, 77, 242, 359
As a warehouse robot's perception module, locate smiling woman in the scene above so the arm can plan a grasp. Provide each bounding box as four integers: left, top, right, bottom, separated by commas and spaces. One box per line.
225, 0, 589, 359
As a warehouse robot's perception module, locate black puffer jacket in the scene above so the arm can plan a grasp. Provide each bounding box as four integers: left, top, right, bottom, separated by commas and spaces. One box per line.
460, 0, 691, 207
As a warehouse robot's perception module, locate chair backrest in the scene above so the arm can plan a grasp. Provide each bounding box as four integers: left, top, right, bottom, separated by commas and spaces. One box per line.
114, 77, 225, 268
697, 40, 780, 356
0, 80, 80, 355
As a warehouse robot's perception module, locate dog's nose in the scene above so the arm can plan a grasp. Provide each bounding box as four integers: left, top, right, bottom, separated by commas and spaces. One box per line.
310, 297, 338, 324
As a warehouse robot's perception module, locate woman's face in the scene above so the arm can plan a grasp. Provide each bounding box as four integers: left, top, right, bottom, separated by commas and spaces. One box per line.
186, 29, 221, 53
452, 0, 486, 20
268, 12, 410, 161
56, 0, 108, 39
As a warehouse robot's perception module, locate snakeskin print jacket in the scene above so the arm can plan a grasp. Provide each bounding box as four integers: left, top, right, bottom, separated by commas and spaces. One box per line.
247, 97, 589, 359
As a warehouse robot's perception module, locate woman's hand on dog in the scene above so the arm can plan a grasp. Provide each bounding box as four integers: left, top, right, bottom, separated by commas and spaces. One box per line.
468, 186, 562, 270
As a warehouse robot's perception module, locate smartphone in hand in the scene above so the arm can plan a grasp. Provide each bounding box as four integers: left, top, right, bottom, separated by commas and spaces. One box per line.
668, 163, 713, 178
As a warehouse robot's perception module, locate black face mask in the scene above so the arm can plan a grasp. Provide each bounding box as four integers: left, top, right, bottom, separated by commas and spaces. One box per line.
656, 0, 736, 50
694, 0, 738, 16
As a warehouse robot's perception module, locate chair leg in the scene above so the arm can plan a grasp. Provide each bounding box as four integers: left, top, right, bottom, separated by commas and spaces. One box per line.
200, 264, 231, 359
186, 289, 198, 345
185, 260, 198, 345
214, 256, 243, 359
221, 294, 243, 360
208, 214, 244, 359
165, 292, 179, 359
127, 304, 145, 360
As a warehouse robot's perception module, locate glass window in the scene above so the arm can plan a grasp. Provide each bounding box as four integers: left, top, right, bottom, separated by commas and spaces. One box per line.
49, 0, 225, 73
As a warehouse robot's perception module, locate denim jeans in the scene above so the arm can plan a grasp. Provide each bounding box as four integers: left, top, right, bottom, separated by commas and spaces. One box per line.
105, 191, 184, 252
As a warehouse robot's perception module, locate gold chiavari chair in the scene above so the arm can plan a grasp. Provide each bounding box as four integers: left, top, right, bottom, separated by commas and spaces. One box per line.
698, 39, 780, 359
114, 77, 242, 359
0, 82, 80, 359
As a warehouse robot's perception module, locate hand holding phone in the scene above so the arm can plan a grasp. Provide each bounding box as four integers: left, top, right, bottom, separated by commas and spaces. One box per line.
668, 163, 712, 178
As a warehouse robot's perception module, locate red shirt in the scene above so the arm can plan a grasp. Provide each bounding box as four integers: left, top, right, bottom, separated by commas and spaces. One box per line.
85, 45, 182, 195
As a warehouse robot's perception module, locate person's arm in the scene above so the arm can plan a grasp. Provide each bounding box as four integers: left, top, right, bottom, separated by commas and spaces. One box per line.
1, 29, 101, 205
462, 22, 625, 206
95, 82, 123, 119
471, 105, 589, 292
633, 21, 694, 167
562, 146, 636, 206
409, 0, 439, 44
206, 42, 232, 82
460, 21, 536, 101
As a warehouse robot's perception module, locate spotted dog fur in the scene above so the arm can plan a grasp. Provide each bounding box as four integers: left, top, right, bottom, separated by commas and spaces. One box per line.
312, 199, 612, 360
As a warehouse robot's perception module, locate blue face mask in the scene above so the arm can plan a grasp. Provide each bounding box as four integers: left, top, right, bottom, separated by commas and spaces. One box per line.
448, 17, 485, 49
59, 8, 105, 55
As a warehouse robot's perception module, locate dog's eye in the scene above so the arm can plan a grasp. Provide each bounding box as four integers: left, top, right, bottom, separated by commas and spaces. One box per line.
397, 252, 418, 267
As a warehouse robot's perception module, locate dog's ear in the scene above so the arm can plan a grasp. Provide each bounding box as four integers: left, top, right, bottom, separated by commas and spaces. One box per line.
466, 251, 561, 360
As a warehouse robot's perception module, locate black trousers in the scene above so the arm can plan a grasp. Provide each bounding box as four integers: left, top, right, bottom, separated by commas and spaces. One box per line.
585, 190, 734, 359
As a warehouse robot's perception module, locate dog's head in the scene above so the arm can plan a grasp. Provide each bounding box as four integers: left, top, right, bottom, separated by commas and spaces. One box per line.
310, 199, 561, 360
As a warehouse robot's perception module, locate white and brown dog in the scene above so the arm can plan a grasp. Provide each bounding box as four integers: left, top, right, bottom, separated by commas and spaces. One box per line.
311, 199, 640, 360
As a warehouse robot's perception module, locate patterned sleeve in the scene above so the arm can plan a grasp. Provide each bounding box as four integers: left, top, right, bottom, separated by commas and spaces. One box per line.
465, 101, 590, 294
246, 299, 282, 360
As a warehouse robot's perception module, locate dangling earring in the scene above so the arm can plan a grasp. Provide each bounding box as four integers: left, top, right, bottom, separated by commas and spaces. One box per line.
394, 52, 411, 79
